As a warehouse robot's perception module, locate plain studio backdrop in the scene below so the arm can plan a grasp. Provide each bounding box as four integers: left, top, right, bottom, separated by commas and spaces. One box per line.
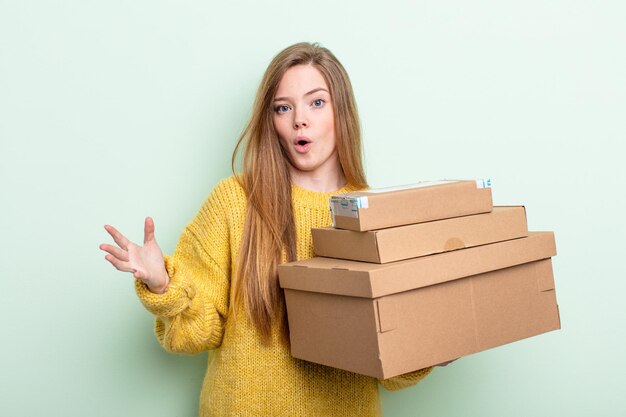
1, 1, 624, 416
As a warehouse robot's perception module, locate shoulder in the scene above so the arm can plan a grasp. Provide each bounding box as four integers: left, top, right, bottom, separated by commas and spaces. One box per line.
199, 175, 247, 217
211, 175, 246, 200
188, 175, 246, 235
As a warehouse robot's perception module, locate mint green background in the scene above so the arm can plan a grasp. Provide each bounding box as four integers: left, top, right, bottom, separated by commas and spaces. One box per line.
1, 1, 624, 416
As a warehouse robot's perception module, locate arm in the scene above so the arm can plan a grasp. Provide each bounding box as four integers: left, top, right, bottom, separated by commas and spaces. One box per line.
102, 181, 232, 354
134, 225, 230, 354
137, 184, 232, 354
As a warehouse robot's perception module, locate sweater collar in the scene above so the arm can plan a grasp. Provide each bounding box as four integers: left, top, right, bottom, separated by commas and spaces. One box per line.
291, 182, 365, 209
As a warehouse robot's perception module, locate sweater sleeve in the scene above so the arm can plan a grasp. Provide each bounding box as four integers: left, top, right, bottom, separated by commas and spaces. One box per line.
378, 366, 434, 391
134, 180, 232, 354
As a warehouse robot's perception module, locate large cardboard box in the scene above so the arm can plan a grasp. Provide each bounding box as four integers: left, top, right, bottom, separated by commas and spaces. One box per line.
329, 180, 493, 231
278, 232, 560, 379
313, 206, 528, 263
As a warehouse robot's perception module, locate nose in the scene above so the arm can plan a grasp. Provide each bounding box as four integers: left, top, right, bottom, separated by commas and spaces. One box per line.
294, 119, 308, 129
293, 110, 308, 129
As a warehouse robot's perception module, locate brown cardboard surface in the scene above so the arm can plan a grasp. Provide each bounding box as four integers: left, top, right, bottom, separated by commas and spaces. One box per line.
330, 180, 493, 231
279, 231, 556, 298
283, 258, 560, 379
313, 206, 528, 263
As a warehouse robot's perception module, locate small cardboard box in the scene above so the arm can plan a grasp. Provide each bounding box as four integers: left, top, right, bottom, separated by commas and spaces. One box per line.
278, 232, 559, 379
313, 206, 528, 263
329, 179, 493, 231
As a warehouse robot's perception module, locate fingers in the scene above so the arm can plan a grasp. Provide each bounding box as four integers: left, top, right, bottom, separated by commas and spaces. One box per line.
104, 224, 130, 251
99, 243, 129, 262
104, 254, 135, 273
103, 250, 146, 280
144, 216, 155, 244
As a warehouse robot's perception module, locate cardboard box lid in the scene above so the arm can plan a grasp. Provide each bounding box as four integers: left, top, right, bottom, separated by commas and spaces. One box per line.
313, 206, 528, 263
278, 231, 556, 298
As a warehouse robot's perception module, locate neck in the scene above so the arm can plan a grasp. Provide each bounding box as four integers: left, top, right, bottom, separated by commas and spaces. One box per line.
288, 161, 347, 193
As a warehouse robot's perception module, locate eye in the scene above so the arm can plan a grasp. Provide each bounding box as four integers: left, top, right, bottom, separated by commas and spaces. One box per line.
312, 99, 326, 107
274, 104, 290, 114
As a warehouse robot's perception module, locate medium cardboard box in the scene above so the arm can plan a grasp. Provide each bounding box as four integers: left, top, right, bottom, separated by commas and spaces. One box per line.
278, 232, 560, 379
313, 206, 528, 263
329, 179, 493, 231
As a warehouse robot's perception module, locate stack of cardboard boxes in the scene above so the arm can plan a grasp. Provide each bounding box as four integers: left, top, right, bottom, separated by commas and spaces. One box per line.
278, 180, 560, 379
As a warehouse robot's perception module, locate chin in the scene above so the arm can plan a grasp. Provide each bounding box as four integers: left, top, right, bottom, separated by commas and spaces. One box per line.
292, 163, 319, 173
288, 158, 319, 173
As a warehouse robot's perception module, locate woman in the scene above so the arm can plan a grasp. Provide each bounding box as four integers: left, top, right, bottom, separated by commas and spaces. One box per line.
100, 42, 437, 416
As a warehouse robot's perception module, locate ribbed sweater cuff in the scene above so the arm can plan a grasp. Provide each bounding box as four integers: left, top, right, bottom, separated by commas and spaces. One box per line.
379, 366, 434, 391
134, 255, 196, 318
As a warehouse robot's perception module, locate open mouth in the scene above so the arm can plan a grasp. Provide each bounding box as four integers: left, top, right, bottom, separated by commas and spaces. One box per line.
294, 136, 311, 146
294, 136, 312, 153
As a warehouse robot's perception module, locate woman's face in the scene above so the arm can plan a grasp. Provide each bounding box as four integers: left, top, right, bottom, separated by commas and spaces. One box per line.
272, 64, 338, 178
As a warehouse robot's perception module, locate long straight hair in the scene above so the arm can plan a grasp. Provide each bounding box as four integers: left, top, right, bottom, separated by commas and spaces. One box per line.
231, 42, 367, 343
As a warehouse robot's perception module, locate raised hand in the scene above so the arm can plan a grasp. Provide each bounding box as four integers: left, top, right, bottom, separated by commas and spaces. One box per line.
100, 217, 170, 294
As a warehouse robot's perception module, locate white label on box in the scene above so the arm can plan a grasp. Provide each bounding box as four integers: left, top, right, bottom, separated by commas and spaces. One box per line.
330, 196, 368, 219
475, 178, 492, 189
363, 180, 457, 194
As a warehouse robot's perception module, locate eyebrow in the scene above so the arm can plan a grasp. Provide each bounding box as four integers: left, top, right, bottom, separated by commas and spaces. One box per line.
273, 87, 329, 102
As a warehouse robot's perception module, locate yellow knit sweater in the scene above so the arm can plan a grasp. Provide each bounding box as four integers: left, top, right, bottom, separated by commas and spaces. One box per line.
135, 176, 433, 417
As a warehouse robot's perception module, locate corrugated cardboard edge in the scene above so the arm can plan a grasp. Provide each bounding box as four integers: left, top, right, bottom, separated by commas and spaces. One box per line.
312, 227, 383, 263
